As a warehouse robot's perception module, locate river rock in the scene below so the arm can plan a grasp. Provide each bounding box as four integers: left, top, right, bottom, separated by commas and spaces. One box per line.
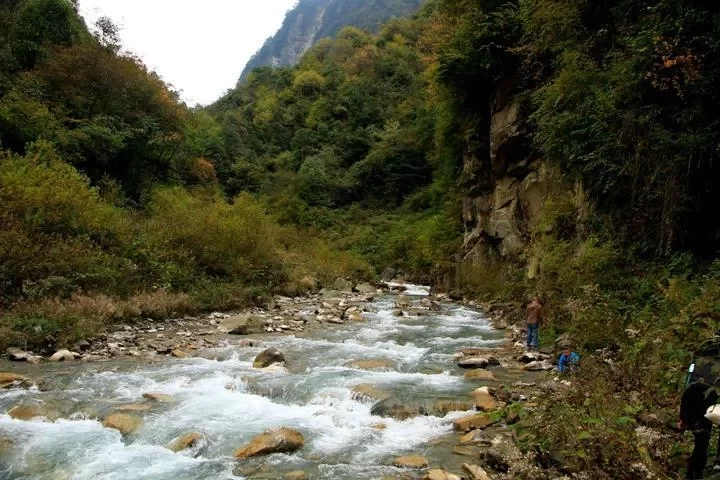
523, 360, 554, 371
332, 278, 354, 292
345, 359, 395, 371
320, 289, 342, 299
431, 399, 475, 416
453, 413, 494, 432
396, 295, 411, 307
6, 348, 42, 364
49, 349, 80, 362
167, 432, 207, 454
283, 471, 309, 480
464, 369, 495, 381
253, 347, 285, 368
470, 387, 498, 411
171, 349, 186, 358
462, 463, 492, 480
116, 403, 152, 412
233, 427, 304, 459
351, 384, 390, 402
221, 315, 265, 335
142, 393, 174, 402
393, 455, 429, 468
346, 311, 364, 322
425, 469, 462, 480
0, 372, 34, 389
459, 429, 494, 446
103, 413, 143, 435
370, 397, 427, 420
354, 283, 377, 295
457, 357, 489, 369
8, 405, 60, 421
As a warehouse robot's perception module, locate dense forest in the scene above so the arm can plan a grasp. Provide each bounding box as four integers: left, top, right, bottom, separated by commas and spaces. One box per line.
2, 0, 720, 477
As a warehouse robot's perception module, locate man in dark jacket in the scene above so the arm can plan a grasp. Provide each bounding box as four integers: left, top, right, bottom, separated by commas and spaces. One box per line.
681, 340, 720, 479
681, 381, 719, 479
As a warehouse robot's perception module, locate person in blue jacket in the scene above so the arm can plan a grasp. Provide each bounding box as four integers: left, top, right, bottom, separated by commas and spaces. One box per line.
557, 344, 580, 373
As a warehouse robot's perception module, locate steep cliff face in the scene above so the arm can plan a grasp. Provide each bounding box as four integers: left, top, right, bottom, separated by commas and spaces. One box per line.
239, 0, 423, 82
460, 88, 548, 267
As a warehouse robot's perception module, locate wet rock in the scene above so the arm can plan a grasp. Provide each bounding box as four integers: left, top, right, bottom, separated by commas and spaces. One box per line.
8, 405, 60, 421
0, 372, 35, 389
354, 283, 377, 295
260, 363, 289, 374
464, 370, 496, 381
171, 349, 186, 358
453, 413, 494, 432
371, 423, 386, 430
142, 393, 175, 402
346, 312, 364, 322
371, 397, 427, 420
462, 463, 492, 480
221, 315, 265, 335
518, 352, 548, 363
167, 432, 207, 455
345, 359, 396, 371
116, 403, 152, 412
351, 384, 390, 402
253, 347, 285, 368
459, 429, 494, 446
6, 348, 42, 364
392, 309, 404, 317
320, 289, 342, 299
49, 349, 80, 362
425, 469, 462, 480
457, 357, 489, 369
470, 387, 498, 411
233, 427, 304, 459
396, 295, 411, 307
431, 400, 475, 416
73, 339, 92, 352
393, 455, 429, 468
283, 471, 309, 480
103, 413, 143, 435
523, 360, 554, 371
453, 445, 482, 457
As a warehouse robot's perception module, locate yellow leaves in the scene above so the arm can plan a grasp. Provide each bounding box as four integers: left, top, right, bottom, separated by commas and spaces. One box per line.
292, 70, 327, 95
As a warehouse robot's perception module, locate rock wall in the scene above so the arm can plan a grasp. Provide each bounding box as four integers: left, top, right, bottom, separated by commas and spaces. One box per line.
460, 90, 548, 267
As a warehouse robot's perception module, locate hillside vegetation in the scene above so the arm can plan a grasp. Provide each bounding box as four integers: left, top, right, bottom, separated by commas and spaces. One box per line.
1, 0, 720, 477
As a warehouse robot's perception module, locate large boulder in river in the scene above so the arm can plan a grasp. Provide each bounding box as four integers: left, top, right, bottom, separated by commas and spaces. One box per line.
0, 372, 34, 389
221, 315, 265, 335
351, 384, 390, 402
457, 357, 489, 369
253, 347, 285, 368
8, 404, 61, 421
470, 387, 498, 411
49, 349, 80, 362
167, 432, 207, 455
103, 413, 143, 435
453, 413, 494, 432
396, 294, 411, 307
6, 348, 42, 364
233, 427, 304, 459
345, 359, 395, 371
370, 397, 427, 420
393, 455, 429, 468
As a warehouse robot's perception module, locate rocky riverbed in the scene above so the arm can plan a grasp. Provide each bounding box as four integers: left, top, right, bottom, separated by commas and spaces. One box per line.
0, 282, 569, 480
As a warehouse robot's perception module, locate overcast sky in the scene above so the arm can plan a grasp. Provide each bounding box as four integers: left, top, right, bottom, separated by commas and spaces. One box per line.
79, 1, 297, 106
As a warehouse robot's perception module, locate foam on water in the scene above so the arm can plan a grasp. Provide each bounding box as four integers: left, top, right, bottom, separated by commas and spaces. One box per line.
0, 286, 505, 480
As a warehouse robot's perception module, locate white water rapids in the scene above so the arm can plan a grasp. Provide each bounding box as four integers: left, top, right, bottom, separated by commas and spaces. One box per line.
0, 285, 506, 480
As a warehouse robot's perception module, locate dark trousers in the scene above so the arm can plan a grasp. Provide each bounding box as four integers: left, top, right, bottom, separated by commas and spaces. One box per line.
687, 418, 720, 479
526, 323, 539, 349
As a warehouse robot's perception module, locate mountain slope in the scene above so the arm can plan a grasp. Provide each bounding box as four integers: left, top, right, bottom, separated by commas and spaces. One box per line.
239, 0, 422, 82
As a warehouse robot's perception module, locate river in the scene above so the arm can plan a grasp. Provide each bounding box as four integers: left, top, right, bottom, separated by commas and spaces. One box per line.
0, 284, 510, 480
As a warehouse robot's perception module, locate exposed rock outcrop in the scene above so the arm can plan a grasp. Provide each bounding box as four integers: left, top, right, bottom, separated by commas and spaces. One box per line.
233, 427, 304, 459
253, 347, 285, 368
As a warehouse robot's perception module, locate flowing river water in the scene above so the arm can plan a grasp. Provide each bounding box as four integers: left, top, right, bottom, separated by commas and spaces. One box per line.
0, 285, 516, 480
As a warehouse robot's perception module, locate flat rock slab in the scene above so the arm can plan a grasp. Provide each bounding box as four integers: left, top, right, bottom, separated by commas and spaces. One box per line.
453, 413, 494, 432
103, 413, 143, 435
234, 427, 304, 459
143, 393, 174, 402
0, 372, 34, 389
351, 384, 390, 402
345, 359, 396, 371
457, 357, 489, 369
393, 455, 429, 468
464, 370, 496, 381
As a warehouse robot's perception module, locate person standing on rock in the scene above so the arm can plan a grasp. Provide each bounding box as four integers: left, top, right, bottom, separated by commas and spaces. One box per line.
526, 296, 543, 351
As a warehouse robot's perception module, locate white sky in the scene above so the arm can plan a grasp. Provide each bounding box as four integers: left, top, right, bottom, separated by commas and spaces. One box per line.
79, 1, 297, 106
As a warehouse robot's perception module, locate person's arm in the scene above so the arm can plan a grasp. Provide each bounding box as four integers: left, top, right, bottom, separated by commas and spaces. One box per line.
558, 355, 566, 373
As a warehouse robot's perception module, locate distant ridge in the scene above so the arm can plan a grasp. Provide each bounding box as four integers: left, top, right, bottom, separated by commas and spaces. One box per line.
238, 0, 422, 82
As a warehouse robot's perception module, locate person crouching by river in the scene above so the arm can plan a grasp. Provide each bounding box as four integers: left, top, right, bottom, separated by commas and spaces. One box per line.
526, 296, 543, 351
557, 345, 580, 373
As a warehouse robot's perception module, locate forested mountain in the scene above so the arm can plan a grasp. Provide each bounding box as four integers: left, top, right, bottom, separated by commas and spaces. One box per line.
2, 0, 720, 477
238, 0, 423, 81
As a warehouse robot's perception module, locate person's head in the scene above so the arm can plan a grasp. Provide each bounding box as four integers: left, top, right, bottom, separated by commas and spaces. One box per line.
531, 296, 540, 303
562, 345, 572, 356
